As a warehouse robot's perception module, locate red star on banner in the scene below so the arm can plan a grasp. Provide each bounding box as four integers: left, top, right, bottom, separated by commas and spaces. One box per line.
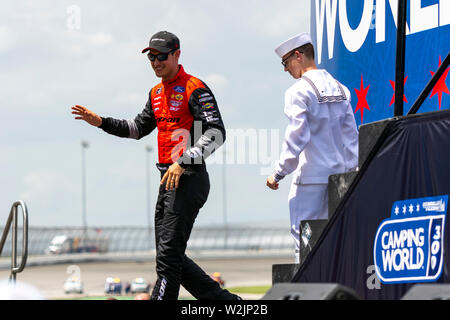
354, 74, 370, 123
389, 76, 408, 106
429, 56, 450, 110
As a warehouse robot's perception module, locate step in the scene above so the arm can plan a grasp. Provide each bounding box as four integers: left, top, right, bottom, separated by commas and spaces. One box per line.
272, 263, 301, 285
272, 219, 328, 284
358, 118, 393, 168
299, 219, 329, 263
328, 171, 358, 217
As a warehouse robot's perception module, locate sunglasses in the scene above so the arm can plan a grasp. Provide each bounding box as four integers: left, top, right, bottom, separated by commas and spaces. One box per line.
281, 51, 302, 68
147, 50, 176, 62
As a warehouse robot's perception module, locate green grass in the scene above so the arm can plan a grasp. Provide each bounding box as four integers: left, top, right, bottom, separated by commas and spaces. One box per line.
227, 285, 271, 295
79, 295, 135, 300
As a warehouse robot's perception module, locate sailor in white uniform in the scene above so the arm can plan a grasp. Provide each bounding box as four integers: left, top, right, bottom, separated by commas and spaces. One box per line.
266, 33, 359, 263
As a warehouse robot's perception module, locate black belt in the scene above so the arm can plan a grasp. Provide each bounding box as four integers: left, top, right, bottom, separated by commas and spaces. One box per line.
156, 163, 170, 172
156, 163, 206, 173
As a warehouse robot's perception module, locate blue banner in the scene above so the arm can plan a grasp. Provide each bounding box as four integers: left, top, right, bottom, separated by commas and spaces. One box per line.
310, 0, 450, 126
292, 110, 450, 299
373, 195, 447, 283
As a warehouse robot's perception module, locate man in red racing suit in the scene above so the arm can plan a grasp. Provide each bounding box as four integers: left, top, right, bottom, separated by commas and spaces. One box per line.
72, 31, 240, 300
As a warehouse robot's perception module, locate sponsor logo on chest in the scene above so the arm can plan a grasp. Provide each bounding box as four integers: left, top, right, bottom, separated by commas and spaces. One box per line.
152, 84, 188, 115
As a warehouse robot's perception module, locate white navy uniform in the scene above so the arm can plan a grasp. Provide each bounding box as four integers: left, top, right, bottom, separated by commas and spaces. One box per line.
273, 69, 359, 258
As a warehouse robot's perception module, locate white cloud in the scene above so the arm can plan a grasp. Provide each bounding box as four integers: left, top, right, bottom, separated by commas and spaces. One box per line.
0, 26, 15, 52
247, 2, 311, 39
87, 32, 113, 46
202, 73, 229, 92
21, 171, 57, 199
113, 91, 147, 108
62, 30, 114, 56
20, 170, 74, 208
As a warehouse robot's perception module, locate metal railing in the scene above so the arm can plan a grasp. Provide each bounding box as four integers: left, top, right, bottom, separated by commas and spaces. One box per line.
407, 52, 450, 115
0, 201, 29, 282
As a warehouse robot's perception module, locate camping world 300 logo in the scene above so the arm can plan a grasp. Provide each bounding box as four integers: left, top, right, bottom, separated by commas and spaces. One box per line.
374, 195, 448, 284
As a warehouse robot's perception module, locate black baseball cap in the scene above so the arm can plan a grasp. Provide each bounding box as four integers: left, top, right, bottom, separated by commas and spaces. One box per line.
141, 31, 180, 54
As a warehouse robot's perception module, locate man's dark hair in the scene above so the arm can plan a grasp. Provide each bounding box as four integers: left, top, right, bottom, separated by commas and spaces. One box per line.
292, 43, 315, 60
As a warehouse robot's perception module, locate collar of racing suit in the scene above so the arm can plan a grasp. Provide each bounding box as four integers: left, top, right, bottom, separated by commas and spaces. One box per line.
162, 64, 186, 85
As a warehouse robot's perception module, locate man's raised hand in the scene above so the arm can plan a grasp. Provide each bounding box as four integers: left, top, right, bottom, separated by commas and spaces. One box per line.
71, 105, 102, 127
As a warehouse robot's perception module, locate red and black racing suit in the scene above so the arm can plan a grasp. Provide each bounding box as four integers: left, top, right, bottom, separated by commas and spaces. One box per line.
99, 65, 239, 300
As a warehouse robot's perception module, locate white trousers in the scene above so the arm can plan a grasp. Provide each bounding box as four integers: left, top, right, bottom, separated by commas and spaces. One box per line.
288, 182, 328, 262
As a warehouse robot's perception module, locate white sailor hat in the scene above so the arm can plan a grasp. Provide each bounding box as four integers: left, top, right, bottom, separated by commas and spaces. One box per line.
274, 32, 312, 58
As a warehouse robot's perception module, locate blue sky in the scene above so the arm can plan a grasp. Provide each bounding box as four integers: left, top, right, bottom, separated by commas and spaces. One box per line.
0, 0, 311, 227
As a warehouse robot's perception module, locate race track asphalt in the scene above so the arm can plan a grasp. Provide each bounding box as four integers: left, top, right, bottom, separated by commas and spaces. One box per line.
0, 256, 293, 300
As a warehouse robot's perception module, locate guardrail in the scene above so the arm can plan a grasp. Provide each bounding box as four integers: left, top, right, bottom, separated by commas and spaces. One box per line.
0, 201, 29, 282
0, 225, 293, 257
